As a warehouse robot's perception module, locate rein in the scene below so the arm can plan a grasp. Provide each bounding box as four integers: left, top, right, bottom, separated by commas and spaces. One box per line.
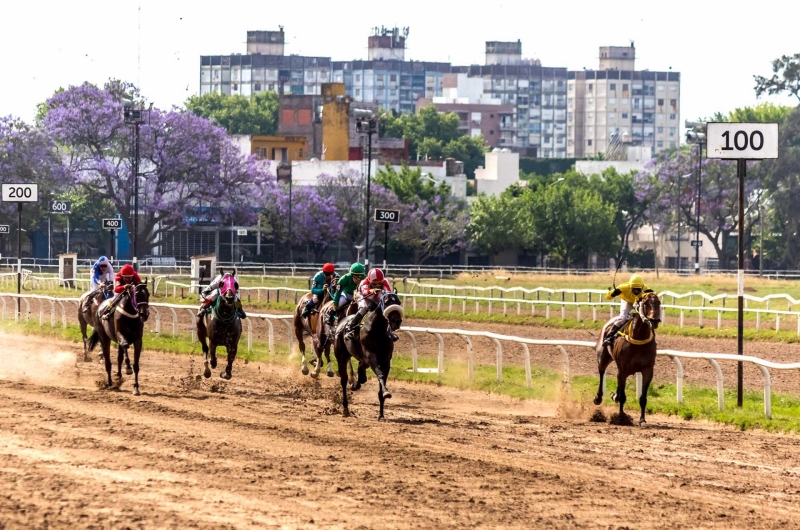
115, 285, 149, 319
212, 294, 237, 323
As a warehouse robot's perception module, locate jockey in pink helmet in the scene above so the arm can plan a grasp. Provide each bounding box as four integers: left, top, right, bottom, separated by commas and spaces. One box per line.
344, 267, 398, 342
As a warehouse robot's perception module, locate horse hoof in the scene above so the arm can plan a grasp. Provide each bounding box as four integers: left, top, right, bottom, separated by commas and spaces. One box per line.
593, 395, 603, 406
133, 387, 141, 396
378, 415, 385, 421
326, 370, 335, 378
126, 366, 133, 376
383, 391, 392, 400
343, 409, 350, 418
210, 357, 218, 369
639, 420, 648, 428
310, 371, 319, 379
220, 371, 232, 380
351, 383, 361, 391
611, 392, 619, 403
301, 365, 310, 376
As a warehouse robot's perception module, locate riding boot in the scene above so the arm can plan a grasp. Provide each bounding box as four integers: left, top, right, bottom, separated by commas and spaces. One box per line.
345, 310, 366, 337
325, 309, 336, 326
301, 299, 315, 318
603, 323, 624, 347
235, 299, 247, 319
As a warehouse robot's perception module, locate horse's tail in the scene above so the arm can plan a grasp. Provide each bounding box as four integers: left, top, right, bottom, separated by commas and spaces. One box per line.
87, 330, 100, 352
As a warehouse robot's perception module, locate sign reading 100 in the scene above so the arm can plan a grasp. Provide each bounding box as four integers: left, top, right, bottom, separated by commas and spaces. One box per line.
707, 123, 779, 160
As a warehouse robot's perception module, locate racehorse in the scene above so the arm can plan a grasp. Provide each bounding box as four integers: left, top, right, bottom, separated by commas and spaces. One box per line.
334, 291, 404, 420
293, 289, 332, 378
87, 282, 150, 395
593, 292, 661, 425
196, 270, 242, 380
77, 282, 116, 364
306, 299, 358, 379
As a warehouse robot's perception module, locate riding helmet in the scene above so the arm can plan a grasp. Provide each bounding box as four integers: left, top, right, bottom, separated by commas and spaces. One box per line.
367, 268, 384, 283
322, 263, 335, 273
629, 274, 645, 288
349, 263, 366, 275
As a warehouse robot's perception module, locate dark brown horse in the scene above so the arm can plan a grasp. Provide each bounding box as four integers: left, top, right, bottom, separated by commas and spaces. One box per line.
196, 271, 242, 380
293, 289, 332, 377
334, 291, 404, 420
311, 299, 358, 379
77, 282, 115, 364
87, 282, 150, 395
593, 292, 661, 425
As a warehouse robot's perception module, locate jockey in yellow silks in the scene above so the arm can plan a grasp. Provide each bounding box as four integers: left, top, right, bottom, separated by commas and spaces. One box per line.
603, 274, 654, 347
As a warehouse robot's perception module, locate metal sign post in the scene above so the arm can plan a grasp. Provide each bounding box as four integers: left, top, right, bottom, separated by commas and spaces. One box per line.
102, 218, 122, 262
1, 183, 39, 317
50, 200, 71, 259
374, 209, 400, 270
707, 122, 778, 407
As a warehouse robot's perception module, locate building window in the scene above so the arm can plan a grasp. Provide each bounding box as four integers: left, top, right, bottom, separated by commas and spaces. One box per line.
390, 74, 397, 82
669, 113, 676, 120
657, 141, 664, 148
233, 83, 238, 91
669, 127, 676, 137
489, 114, 494, 118
622, 113, 628, 119
670, 99, 677, 109
256, 147, 267, 159
658, 85, 665, 91
569, 84, 573, 91
254, 83, 262, 91
610, 83, 616, 90
489, 130, 494, 135
557, 80, 564, 87
588, 83, 593, 92
657, 99, 664, 106
355, 88, 361, 96
671, 86, 678, 92
623, 84, 629, 91
355, 74, 361, 83
587, 139, 593, 146
657, 126, 664, 133
670, 141, 677, 147
298, 148, 304, 159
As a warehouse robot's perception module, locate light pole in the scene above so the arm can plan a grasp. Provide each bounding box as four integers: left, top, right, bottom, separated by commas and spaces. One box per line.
356, 110, 379, 267
123, 99, 150, 272
685, 121, 707, 274
277, 163, 293, 263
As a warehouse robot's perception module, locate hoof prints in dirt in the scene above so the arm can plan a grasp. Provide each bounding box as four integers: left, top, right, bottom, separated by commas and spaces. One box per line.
609, 412, 634, 426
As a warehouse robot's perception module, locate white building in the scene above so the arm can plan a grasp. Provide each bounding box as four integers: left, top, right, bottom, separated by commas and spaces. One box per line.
474, 148, 520, 196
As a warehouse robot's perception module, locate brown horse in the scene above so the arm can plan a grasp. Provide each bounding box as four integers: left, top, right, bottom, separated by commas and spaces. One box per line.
593, 292, 661, 426
334, 291, 404, 420
293, 289, 332, 377
77, 282, 116, 365
312, 298, 358, 378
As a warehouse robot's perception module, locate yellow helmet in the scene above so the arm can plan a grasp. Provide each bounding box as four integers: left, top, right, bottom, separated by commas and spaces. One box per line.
629, 274, 645, 288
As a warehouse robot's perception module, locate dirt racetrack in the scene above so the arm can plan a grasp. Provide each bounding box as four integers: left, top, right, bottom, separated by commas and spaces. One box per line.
1, 331, 799, 529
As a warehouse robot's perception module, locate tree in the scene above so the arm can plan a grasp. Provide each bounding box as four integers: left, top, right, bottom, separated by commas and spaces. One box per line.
587, 168, 647, 266
185, 91, 279, 135
380, 105, 487, 177
754, 54, 800, 102
636, 149, 763, 269
273, 185, 344, 262
467, 194, 521, 264
44, 81, 275, 255
0, 116, 66, 255
375, 164, 468, 263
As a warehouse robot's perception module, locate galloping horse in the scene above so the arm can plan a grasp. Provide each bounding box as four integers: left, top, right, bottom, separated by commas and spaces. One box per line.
293, 289, 333, 377
77, 282, 115, 364
310, 299, 358, 379
87, 282, 150, 395
196, 270, 242, 380
593, 292, 661, 425
334, 291, 404, 420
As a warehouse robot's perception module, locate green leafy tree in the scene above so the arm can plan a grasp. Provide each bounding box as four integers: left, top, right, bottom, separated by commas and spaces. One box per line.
374, 163, 450, 203
467, 194, 521, 264
754, 54, 800, 102
185, 91, 279, 135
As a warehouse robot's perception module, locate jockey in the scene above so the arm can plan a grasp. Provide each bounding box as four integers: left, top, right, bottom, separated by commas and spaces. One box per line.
326, 262, 365, 326
344, 267, 398, 342
100, 264, 141, 320
602, 273, 654, 347
302, 263, 339, 318
197, 272, 246, 319
82, 256, 114, 313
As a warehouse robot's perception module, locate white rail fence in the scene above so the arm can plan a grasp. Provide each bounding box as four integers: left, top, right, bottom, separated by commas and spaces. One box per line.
0, 292, 796, 420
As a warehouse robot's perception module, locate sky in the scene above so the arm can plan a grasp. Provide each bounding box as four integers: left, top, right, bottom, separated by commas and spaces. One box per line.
1, 0, 797, 137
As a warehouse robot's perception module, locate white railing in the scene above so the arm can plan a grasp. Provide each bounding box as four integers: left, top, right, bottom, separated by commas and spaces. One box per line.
0, 292, 794, 419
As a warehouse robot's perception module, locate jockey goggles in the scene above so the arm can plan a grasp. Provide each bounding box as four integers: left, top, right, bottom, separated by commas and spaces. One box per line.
631, 287, 643, 296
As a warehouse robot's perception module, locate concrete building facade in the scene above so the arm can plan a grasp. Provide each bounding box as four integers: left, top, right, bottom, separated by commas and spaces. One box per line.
567, 44, 681, 157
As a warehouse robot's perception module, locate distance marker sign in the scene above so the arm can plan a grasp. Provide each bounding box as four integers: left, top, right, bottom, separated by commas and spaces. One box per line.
706, 123, 778, 159
374, 209, 400, 223
1, 183, 38, 202
102, 218, 122, 230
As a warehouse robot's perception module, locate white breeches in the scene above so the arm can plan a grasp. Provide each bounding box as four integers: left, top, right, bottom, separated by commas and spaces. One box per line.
337, 293, 353, 308
614, 300, 633, 326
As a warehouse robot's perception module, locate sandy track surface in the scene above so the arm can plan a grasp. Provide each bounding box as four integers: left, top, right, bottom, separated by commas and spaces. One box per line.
1, 332, 799, 529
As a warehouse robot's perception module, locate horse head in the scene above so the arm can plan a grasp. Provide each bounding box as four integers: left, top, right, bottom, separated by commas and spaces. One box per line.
132, 282, 150, 322
638, 292, 661, 330
381, 291, 404, 331
220, 274, 237, 305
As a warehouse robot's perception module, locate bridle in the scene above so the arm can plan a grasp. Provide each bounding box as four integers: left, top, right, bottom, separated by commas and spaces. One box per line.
635, 293, 661, 330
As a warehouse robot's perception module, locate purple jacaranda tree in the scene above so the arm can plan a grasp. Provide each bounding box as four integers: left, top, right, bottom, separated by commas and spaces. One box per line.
43, 80, 275, 254
0, 115, 66, 254
636, 148, 763, 269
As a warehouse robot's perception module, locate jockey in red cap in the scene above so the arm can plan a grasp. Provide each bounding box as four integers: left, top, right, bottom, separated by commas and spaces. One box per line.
344, 267, 397, 342
100, 264, 142, 320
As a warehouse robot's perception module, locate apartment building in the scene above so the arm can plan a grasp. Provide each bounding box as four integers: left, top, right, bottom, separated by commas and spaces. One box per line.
567, 44, 681, 157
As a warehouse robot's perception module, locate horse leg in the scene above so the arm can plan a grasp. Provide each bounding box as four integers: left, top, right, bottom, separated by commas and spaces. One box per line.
124, 348, 133, 376
102, 337, 113, 389
221, 345, 236, 380
368, 354, 391, 420
132, 339, 142, 396
347, 358, 360, 391
79, 315, 90, 362
297, 325, 309, 376
197, 316, 212, 378
116, 344, 125, 380
378, 359, 391, 420
593, 348, 613, 405
612, 372, 628, 416
311, 336, 327, 379
638, 366, 654, 426
338, 354, 350, 417
324, 338, 335, 378
210, 343, 218, 370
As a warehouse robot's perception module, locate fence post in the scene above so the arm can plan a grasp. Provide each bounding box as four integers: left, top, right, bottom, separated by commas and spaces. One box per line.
522, 343, 532, 389
668, 355, 684, 403
403, 330, 418, 373
707, 359, 724, 411
491, 337, 503, 383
